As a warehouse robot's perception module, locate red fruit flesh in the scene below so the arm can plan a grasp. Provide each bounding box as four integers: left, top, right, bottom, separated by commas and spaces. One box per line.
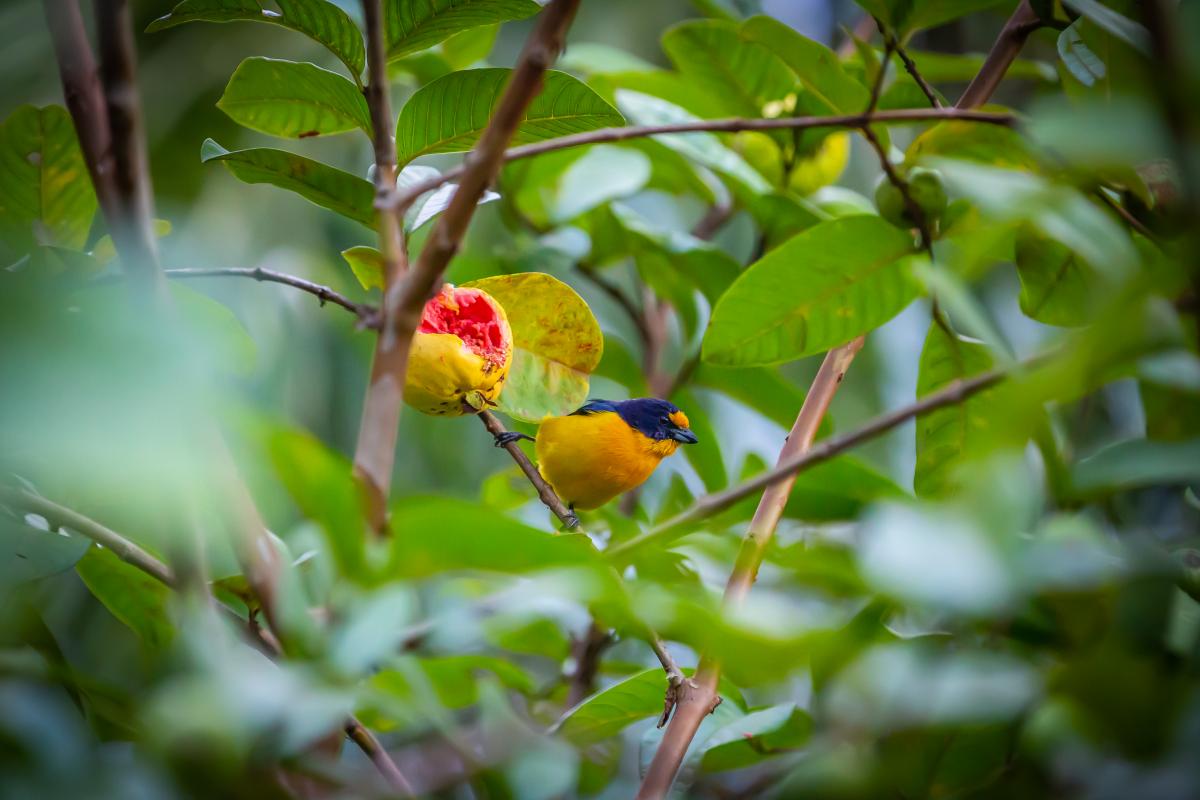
417, 286, 508, 369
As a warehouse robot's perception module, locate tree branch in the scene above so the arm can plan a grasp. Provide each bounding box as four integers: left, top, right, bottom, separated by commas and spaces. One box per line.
351, 0, 582, 535
44, 5, 407, 790
163, 268, 378, 323
352, 0, 412, 536
636, 339, 864, 799
565, 622, 614, 708
93, 0, 169, 301
392, 108, 1014, 208
43, 0, 119, 221
344, 719, 416, 797
611, 356, 1028, 563
877, 19, 943, 108
956, 0, 1044, 110
478, 411, 579, 529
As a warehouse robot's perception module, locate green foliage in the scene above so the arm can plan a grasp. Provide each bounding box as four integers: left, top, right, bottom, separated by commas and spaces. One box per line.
200, 138, 375, 226
75, 546, 175, 648
6, 2, 1200, 799
703, 216, 921, 365
147, 0, 367, 80
855, 0, 1008, 38
218, 57, 372, 138
395, 69, 623, 164
0, 105, 96, 259
0, 510, 91, 595
383, 0, 540, 60
914, 321, 997, 497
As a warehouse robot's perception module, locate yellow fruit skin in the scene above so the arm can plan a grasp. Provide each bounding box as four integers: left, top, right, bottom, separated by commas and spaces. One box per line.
403, 290, 513, 417
787, 132, 850, 196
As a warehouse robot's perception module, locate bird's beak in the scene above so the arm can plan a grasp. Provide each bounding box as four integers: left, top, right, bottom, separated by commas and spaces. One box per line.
671, 427, 699, 444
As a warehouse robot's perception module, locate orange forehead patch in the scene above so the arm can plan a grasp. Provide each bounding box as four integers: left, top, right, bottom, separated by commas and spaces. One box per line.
669, 410, 690, 429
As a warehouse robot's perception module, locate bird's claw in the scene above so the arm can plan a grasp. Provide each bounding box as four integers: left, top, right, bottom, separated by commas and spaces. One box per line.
493, 431, 534, 448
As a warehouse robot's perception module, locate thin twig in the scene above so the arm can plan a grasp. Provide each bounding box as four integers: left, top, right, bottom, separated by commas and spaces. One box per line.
610, 356, 1031, 563
391, 108, 1015, 210
860, 43, 935, 253
1094, 189, 1160, 244
866, 38, 894, 115
345, 719, 416, 797
876, 18, 943, 108
478, 411, 580, 530
1, 486, 175, 585
163, 268, 378, 324
351, 0, 582, 534
636, 340, 864, 800
651, 636, 687, 728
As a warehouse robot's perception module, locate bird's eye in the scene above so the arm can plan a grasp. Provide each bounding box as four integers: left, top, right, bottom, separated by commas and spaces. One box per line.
660, 416, 670, 425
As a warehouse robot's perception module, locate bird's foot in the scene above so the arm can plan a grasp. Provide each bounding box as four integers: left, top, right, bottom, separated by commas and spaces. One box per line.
493, 431, 534, 448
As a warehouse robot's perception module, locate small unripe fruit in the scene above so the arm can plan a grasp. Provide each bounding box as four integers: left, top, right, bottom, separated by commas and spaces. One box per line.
404, 284, 513, 416
787, 132, 850, 196
874, 166, 948, 228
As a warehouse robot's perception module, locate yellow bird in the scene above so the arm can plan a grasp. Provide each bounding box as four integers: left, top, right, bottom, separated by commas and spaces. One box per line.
495, 398, 698, 514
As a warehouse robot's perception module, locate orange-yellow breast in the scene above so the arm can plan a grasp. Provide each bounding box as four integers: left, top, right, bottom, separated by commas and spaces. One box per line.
535, 412, 680, 510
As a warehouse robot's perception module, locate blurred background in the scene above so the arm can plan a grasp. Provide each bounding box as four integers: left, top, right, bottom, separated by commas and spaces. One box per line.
4, 0, 1199, 798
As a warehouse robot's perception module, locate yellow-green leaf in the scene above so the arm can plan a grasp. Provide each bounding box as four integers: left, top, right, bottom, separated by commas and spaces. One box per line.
464, 272, 603, 421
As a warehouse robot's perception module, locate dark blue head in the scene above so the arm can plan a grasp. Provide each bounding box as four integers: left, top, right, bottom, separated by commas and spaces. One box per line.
573, 398, 698, 444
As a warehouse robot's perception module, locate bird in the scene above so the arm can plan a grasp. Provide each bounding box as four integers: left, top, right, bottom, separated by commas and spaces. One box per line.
494, 398, 698, 516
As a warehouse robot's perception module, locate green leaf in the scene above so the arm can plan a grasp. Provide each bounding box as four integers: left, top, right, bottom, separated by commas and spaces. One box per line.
384, 0, 540, 60
907, 120, 1039, 170
914, 320, 997, 498
395, 69, 623, 164
741, 16, 869, 116
217, 57, 371, 138
1058, 20, 1107, 86
371, 655, 534, 712
268, 428, 366, 579
76, 545, 174, 648
856, 0, 1007, 37
0, 509, 92, 595
614, 90, 771, 195
464, 272, 603, 421
147, 0, 366, 81
661, 19, 795, 118
702, 216, 921, 366
1014, 225, 1097, 327
0, 105, 97, 258
387, 496, 598, 577
933, 159, 1138, 279
1072, 438, 1200, 496
341, 245, 384, 291
201, 138, 375, 227
1062, 0, 1151, 53
554, 667, 741, 745
700, 703, 812, 772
